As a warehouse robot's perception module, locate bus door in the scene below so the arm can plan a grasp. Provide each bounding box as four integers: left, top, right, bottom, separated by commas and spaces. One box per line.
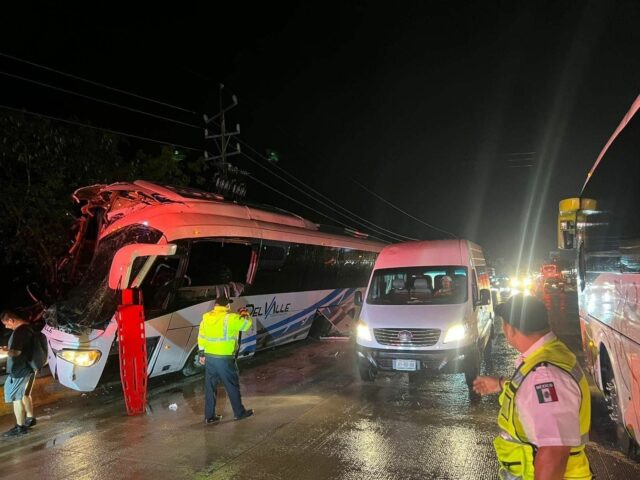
135, 250, 190, 375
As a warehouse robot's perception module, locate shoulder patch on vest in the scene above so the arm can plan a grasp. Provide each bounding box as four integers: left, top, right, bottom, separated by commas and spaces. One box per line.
535, 382, 558, 403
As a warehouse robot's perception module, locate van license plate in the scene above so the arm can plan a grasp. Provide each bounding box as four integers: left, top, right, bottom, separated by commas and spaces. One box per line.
393, 359, 417, 371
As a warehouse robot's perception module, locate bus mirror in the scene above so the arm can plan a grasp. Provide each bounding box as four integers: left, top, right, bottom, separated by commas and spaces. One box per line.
109, 243, 177, 290
354, 290, 363, 306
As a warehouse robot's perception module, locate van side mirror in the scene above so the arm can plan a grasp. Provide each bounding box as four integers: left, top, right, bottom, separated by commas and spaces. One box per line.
109, 243, 177, 290
354, 290, 363, 306
475, 288, 491, 307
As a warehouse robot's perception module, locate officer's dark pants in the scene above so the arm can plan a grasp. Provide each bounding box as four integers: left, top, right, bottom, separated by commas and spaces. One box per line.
204, 355, 247, 420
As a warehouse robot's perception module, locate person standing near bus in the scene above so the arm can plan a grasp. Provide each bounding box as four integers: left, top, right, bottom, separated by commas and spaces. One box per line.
472, 295, 591, 479
1, 310, 38, 437
198, 296, 254, 424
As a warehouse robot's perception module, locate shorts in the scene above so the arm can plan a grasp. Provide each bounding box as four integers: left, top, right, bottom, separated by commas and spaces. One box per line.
4, 372, 36, 403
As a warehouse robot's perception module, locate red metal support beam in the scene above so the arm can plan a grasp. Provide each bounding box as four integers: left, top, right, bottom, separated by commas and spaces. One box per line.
115, 288, 148, 415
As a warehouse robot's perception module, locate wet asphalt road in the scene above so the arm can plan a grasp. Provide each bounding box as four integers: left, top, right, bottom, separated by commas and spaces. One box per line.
1, 292, 639, 479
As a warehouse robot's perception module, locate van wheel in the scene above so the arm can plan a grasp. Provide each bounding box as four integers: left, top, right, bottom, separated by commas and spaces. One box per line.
464, 348, 480, 389
182, 348, 204, 377
408, 370, 426, 384
484, 324, 494, 366
359, 364, 377, 382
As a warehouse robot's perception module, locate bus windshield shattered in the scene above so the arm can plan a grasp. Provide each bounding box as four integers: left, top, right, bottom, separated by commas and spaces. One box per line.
46, 225, 162, 334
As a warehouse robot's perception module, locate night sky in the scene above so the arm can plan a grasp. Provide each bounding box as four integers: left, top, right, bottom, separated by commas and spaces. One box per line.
2, 1, 640, 274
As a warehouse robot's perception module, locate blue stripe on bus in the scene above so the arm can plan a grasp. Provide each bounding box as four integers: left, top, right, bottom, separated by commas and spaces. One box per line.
240, 288, 355, 345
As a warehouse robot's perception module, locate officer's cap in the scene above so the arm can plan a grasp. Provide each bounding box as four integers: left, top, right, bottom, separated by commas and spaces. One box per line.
215, 296, 233, 306
495, 294, 549, 334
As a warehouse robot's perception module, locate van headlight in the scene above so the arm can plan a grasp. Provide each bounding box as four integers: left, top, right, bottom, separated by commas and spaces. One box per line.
443, 324, 466, 343
57, 349, 102, 367
356, 322, 372, 342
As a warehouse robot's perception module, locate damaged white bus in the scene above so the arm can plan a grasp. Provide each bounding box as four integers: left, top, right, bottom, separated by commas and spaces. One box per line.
44, 181, 383, 391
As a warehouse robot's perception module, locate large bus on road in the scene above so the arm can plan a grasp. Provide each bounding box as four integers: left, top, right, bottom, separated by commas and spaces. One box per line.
558, 94, 640, 452
44, 181, 384, 391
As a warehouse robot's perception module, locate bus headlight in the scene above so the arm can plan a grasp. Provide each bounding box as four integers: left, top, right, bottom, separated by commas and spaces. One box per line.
57, 349, 102, 367
356, 322, 372, 342
443, 324, 466, 343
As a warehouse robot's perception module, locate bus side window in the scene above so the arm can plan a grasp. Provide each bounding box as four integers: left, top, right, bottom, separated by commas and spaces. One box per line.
250, 243, 303, 295
176, 240, 252, 307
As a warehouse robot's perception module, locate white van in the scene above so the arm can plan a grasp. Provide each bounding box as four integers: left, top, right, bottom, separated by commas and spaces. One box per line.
354, 239, 494, 393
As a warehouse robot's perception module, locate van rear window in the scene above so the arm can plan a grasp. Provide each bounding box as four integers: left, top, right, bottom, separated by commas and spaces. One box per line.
366, 266, 468, 305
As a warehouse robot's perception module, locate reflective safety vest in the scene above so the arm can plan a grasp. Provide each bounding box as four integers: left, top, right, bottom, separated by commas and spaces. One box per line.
198, 306, 252, 356
495, 338, 592, 480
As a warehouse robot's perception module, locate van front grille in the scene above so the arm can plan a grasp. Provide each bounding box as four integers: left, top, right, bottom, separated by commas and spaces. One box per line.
373, 328, 440, 347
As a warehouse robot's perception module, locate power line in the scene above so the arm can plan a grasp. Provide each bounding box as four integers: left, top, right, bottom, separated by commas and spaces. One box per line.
0, 53, 440, 242
0, 51, 198, 115
245, 173, 387, 244
0, 104, 201, 152
241, 151, 406, 242
0, 70, 202, 130
236, 139, 418, 242
352, 179, 457, 239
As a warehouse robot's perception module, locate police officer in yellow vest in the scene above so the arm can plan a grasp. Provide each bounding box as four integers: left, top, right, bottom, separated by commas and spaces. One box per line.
198, 296, 253, 424
473, 294, 591, 479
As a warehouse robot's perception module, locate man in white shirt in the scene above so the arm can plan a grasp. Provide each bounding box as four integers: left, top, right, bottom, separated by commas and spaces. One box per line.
473, 294, 591, 479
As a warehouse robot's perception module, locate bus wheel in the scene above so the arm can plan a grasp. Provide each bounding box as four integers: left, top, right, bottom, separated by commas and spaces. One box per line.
308, 314, 333, 339
359, 363, 377, 382
182, 348, 205, 377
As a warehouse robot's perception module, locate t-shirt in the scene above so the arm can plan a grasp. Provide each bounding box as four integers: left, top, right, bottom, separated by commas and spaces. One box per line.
7, 324, 34, 378
513, 333, 583, 447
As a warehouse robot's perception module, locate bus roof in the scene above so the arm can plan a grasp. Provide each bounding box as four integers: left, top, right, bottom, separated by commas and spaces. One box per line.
79, 180, 386, 252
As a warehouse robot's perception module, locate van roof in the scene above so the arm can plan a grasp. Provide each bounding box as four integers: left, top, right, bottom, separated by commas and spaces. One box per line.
374, 239, 482, 269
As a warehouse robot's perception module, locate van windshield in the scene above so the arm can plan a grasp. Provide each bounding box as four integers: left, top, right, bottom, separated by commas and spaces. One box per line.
366, 266, 468, 305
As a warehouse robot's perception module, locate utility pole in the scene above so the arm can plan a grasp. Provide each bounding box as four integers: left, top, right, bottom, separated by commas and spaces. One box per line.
203, 84, 247, 199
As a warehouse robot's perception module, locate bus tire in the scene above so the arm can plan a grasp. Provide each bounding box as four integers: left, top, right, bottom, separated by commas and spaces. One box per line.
308, 313, 333, 339
182, 347, 205, 377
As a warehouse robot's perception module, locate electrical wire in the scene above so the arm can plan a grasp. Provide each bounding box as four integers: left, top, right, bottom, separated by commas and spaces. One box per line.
241, 151, 409, 243
352, 179, 457, 238
0, 52, 445, 241
245, 173, 388, 243
239, 142, 418, 242
0, 104, 201, 152
0, 51, 198, 114
0, 70, 202, 130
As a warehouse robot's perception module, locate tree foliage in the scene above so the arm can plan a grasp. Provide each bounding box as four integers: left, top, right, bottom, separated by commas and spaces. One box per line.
0, 112, 191, 303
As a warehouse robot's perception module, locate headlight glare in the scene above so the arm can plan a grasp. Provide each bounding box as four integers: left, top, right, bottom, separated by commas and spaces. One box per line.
443, 324, 466, 343
356, 322, 372, 342
57, 349, 102, 367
